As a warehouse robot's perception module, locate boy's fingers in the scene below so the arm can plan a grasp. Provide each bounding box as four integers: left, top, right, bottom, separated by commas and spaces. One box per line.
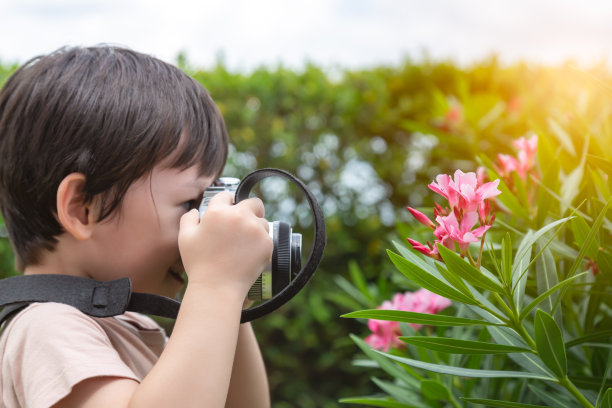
208, 191, 235, 207
236, 197, 265, 219
180, 208, 200, 230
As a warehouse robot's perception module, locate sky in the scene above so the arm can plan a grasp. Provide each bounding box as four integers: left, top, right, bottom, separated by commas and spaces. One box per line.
1, 0, 612, 71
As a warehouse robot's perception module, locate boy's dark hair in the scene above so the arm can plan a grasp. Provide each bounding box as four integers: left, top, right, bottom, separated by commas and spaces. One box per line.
0, 46, 229, 269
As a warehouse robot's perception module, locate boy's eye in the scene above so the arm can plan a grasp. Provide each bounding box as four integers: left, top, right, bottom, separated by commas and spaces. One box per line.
182, 199, 199, 211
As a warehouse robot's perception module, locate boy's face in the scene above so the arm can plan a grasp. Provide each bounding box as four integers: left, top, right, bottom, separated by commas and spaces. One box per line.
88, 164, 214, 298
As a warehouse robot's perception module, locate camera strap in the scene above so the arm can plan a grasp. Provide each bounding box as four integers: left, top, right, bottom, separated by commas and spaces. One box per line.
0, 274, 181, 325
0, 168, 326, 324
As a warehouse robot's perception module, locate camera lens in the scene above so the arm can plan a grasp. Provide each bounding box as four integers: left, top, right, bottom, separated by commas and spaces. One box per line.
248, 221, 302, 301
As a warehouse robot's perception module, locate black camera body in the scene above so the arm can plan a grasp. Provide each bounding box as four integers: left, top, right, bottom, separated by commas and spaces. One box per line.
199, 177, 302, 301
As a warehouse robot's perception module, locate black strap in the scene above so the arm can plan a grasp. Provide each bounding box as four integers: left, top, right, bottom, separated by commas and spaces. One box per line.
0, 274, 181, 325
0, 168, 325, 325
235, 168, 326, 322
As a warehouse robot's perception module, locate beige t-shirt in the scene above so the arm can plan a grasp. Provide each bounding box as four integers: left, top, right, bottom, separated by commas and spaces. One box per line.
0, 302, 167, 408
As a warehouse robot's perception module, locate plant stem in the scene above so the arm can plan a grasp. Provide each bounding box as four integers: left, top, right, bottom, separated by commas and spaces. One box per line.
476, 232, 487, 268
560, 376, 595, 408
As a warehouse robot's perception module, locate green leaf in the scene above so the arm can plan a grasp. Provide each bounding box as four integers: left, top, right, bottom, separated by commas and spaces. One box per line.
527, 384, 575, 408
601, 388, 612, 408
399, 336, 531, 354
387, 250, 478, 305
349, 260, 375, 303
375, 351, 555, 380
556, 197, 612, 310
566, 329, 612, 348
513, 217, 573, 307
571, 215, 600, 260
519, 272, 587, 320
338, 397, 417, 408
502, 233, 513, 286
437, 244, 504, 293
534, 309, 567, 377
435, 263, 474, 299
588, 154, 612, 175
349, 334, 420, 388
372, 378, 426, 406
420, 379, 450, 401
535, 244, 559, 316
461, 398, 547, 407
494, 174, 531, 219
342, 310, 502, 327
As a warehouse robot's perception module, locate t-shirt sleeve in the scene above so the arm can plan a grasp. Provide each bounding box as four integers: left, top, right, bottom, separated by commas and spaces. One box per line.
1, 303, 139, 408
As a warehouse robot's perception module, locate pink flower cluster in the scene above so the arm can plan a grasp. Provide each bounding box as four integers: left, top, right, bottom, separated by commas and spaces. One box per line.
406, 170, 501, 259
365, 289, 452, 351
497, 134, 538, 179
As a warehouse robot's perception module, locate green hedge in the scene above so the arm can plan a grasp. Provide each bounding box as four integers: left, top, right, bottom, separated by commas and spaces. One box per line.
1, 55, 609, 406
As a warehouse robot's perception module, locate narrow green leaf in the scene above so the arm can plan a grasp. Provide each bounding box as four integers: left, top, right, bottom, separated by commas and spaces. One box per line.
535, 244, 559, 315
437, 244, 504, 293
372, 378, 425, 406
527, 384, 575, 408
567, 198, 610, 280
601, 388, 612, 408
334, 275, 371, 308
547, 117, 576, 156
566, 329, 612, 348
461, 398, 547, 408
502, 233, 513, 286
387, 250, 478, 305
536, 159, 560, 227
399, 336, 531, 354
519, 272, 587, 320
534, 309, 567, 377
338, 397, 417, 408
349, 334, 420, 388
588, 154, 612, 175
375, 351, 555, 380
589, 167, 611, 201
349, 260, 375, 303
571, 215, 600, 260
513, 217, 573, 307
556, 197, 612, 311
342, 310, 502, 327
495, 176, 531, 219
420, 379, 449, 401
435, 263, 474, 299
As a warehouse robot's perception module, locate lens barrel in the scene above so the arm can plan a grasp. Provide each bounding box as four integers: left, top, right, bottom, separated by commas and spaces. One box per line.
248, 221, 302, 301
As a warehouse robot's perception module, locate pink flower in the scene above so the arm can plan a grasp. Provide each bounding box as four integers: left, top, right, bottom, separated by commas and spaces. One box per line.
497, 134, 538, 179
365, 289, 452, 351
434, 211, 490, 252
407, 170, 499, 259
428, 170, 501, 213
406, 207, 436, 229
497, 154, 519, 177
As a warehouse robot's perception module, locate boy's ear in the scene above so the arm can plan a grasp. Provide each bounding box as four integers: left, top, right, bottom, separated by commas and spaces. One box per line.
56, 173, 96, 240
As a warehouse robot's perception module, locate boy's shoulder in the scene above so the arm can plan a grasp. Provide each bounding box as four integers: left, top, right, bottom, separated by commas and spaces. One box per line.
2, 302, 164, 338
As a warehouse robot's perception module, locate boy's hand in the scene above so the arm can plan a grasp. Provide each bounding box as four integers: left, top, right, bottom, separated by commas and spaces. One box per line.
178, 192, 273, 298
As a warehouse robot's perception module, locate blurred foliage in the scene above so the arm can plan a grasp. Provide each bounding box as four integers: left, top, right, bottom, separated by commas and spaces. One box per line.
1, 55, 611, 406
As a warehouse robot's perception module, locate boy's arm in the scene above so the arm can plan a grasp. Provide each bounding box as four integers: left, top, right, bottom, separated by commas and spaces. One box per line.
225, 323, 270, 408
54, 285, 245, 408
53, 194, 271, 408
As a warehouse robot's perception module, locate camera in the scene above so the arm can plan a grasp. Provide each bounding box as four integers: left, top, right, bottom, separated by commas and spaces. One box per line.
199, 177, 302, 301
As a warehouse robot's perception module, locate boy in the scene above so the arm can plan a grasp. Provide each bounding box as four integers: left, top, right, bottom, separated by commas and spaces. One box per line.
0, 46, 272, 407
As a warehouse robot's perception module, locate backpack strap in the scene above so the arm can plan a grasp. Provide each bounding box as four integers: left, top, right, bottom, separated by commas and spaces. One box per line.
0, 274, 180, 325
